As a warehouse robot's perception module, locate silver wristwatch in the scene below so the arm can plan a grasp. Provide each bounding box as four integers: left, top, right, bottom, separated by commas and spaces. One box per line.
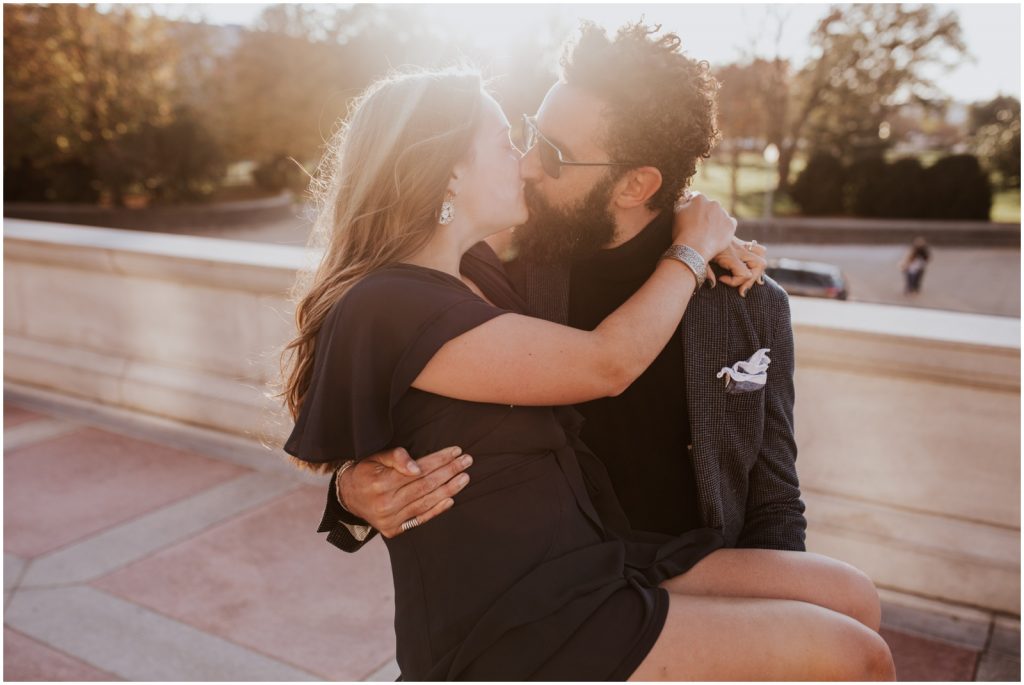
661, 244, 707, 290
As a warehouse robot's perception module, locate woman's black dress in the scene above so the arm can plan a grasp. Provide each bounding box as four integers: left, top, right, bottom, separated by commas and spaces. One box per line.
284, 242, 725, 681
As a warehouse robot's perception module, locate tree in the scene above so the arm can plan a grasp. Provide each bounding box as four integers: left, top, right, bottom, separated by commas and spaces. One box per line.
4, 4, 181, 204
714, 58, 790, 214
778, 4, 967, 191
969, 95, 1021, 189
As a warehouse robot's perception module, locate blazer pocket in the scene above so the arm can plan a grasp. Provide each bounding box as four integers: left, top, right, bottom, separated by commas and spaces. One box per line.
724, 385, 766, 414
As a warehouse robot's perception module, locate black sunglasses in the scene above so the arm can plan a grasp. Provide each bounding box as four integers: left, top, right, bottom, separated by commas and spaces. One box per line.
521, 114, 641, 180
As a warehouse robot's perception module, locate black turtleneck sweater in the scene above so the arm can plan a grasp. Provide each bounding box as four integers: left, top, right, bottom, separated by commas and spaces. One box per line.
567, 211, 702, 536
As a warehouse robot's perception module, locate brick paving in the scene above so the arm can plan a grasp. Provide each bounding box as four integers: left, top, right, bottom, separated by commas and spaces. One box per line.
3, 388, 1019, 681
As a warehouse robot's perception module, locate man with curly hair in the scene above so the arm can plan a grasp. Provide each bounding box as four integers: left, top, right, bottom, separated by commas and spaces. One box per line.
322, 20, 806, 555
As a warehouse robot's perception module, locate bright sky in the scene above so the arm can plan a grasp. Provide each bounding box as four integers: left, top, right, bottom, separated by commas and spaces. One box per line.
141, 2, 1020, 103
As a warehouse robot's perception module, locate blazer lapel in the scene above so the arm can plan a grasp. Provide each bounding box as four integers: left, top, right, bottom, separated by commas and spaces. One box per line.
683, 284, 730, 531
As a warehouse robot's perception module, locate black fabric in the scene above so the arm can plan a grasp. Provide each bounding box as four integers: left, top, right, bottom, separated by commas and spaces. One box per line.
512, 241, 807, 552
567, 211, 702, 537
283, 260, 505, 464
291, 242, 724, 680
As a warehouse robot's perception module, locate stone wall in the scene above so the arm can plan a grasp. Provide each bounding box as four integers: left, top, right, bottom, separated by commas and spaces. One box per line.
4, 218, 1020, 614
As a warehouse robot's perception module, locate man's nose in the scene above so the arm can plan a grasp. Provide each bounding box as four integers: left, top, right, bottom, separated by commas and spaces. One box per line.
519, 144, 544, 182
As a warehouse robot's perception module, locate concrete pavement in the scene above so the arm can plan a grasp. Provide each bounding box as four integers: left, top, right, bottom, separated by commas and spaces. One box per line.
3, 386, 1020, 681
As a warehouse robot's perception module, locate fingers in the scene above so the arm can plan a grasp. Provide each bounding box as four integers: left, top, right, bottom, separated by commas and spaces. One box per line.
398, 451, 474, 503
705, 264, 716, 288
740, 250, 767, 289
717, 274, 749, 287
413, 445, 468, 476
380, 452, 473, 538
375, 446, 422, 476
380, 495, 456, 539
748, 254, 767, 286
717, 273, 758, 297
359, 446, 468, 514
725, 258, 754, 281
387, 470, 468, 537
397, 497, 455, 537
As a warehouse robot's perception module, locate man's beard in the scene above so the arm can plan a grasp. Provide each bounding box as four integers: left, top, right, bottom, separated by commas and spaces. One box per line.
512, 173, 619, 264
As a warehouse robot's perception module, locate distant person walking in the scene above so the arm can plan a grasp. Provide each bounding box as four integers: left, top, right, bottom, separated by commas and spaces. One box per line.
900, 236, 931, 295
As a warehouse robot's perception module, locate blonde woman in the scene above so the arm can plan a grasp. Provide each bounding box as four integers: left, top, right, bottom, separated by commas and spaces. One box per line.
279, 68, 894, 681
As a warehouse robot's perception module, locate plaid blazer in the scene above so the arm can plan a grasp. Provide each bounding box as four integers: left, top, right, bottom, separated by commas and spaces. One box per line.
317, 254, 806, 553
505, 256, 807, 551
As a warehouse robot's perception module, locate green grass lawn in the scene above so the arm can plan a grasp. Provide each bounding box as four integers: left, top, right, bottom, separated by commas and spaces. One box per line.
991, 189, 1021, 224
697, 152, 1020, 223
694, 153, 803, 219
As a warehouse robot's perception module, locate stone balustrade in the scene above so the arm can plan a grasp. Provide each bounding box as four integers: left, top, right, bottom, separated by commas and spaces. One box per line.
4, 219, 1020, 614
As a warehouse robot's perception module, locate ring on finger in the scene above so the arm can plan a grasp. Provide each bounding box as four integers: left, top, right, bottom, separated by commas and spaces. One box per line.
400, 516, 421, 532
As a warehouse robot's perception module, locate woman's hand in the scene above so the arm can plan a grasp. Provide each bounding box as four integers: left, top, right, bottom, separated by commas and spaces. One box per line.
672, 191, 737, 262
674, 192, 769, 297
708, 237, 769, 297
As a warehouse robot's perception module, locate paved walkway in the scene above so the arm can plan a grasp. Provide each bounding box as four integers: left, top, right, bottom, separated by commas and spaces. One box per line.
3, 385, 1020, 681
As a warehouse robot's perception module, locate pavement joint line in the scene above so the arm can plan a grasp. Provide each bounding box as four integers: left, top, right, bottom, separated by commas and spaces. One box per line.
4, 553, 29, 614
3, 416, 86, 451
987, 615, 1022, 658
876, 587, 998, 625
973, 620, 997, 680
4, 383, 329, 487
362, 656, 401, 682
879, 606, 992, 652
5, 584, 323, 681
19, 471, 302, 587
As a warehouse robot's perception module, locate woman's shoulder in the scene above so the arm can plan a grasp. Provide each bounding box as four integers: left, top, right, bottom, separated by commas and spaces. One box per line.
341, 264, 460, 304
327, 264, 479, 334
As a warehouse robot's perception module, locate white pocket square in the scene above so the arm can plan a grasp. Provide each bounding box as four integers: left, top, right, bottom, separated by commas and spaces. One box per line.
717, 348, 771, 394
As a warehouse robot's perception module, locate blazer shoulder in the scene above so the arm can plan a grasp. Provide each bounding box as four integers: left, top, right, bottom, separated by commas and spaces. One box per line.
753, 274, 791, 312
706, 271, 789, 313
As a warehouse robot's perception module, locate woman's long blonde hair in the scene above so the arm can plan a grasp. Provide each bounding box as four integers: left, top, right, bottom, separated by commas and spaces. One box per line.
275, 66, 484, 474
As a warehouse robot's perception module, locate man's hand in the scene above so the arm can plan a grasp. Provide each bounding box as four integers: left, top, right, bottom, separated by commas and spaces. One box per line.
707, 237, 768, 297
338, 446, 473, 538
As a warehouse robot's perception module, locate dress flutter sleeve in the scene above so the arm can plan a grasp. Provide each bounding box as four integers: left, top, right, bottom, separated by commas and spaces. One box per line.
283, 266, 509, 465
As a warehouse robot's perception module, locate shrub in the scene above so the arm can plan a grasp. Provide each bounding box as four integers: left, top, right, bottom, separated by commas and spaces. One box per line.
845, 156, 889, 217
790, 152, 846, 216
253, 153, 306, 194
924, 154, 992, 220
883, 158, 929, 218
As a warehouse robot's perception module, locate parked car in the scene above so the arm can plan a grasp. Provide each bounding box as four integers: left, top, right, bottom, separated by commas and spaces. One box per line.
765, 258, 849, 300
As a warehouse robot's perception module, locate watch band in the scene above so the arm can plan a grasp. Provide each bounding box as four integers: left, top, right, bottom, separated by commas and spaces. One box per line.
661, 244, 707, 290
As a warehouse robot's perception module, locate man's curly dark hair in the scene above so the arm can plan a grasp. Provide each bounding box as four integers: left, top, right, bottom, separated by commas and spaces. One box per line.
560, 20, 720, 213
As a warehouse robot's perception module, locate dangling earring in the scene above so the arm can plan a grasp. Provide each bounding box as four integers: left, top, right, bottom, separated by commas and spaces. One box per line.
439, 191, 456, 225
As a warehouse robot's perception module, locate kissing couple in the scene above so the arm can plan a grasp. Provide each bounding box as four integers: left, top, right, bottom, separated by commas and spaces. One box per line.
281, 19, 895, 682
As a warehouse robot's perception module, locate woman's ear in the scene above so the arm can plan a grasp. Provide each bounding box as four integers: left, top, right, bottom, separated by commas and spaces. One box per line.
447, 166, 463, 196
612, 166, 663, 209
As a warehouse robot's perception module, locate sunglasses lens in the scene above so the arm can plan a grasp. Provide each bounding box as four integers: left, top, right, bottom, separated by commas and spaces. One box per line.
522, 116, 562, 179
